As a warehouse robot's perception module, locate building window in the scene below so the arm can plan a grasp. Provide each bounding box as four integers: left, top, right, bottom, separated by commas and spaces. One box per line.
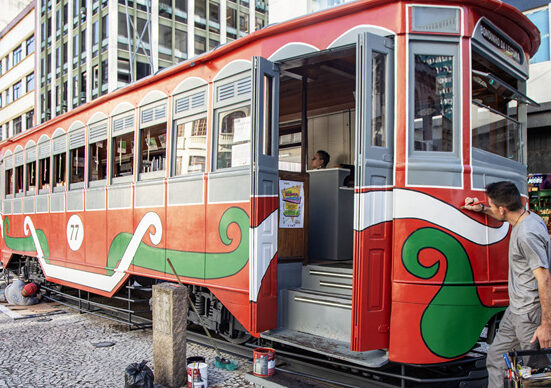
159, 24, 172, 61
26, 110, 34, 129
209, 3, 220, 33
89, 139, 107, 181
159, 0, 172, 18
101, 60, 108, 86
195, 35, 206, 55
112, 132, 134, 178
117, 58, 131, 84
136, 61, 151, 80
101, 14, 109, 42
227, 8, 237, 39
92, 21, 99, 47
12, 46, 22, 67
26, 73, 34, 92
175, 30, 187, 59
139, 123, 167, 174
39, 156, 51, 190
13, 81, 22, 100
255, 15, 265, 30
26, 36, 35, 55
92, 65, 99, 90
175, 0, 187, 23
239, 11, 249, 33
70, 146, 85, 184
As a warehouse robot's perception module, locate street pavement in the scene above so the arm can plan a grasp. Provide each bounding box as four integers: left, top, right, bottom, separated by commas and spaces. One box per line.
0, 303, 254, 387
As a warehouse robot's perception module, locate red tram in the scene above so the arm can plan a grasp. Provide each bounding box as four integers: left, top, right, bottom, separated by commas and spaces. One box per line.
0, 0, 540, 369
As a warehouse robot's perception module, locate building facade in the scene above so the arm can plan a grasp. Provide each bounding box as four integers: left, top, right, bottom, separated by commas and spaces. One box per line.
36, 0, 269, 124
520, 1, 551, 174
0, 1, 35, 141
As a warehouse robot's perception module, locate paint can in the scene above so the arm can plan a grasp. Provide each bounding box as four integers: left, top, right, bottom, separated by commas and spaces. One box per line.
253, 347, 275, 377
187, 362, 208, 388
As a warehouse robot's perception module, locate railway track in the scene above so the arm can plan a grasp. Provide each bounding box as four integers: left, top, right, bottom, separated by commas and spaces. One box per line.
33, 277, 488, 387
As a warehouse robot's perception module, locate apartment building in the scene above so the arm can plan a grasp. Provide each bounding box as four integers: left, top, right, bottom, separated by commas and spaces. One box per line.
0, 1, 35, 140
36, 0, 269, 124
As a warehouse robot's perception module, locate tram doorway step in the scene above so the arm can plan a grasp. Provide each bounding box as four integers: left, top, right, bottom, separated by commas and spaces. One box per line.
244, 370, 332, 388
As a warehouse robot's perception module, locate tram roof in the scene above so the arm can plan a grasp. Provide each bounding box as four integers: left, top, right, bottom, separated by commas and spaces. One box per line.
2, 0, 540, 148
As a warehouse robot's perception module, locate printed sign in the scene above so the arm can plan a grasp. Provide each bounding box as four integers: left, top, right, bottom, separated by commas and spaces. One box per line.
279, 180, 304, 228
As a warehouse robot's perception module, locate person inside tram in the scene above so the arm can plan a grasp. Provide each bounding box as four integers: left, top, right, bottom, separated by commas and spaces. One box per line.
312, 150, 330, 169
0, 279, 42, 306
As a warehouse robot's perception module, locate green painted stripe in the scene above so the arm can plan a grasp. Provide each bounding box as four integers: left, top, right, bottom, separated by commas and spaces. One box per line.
402, 227, 504, 359
106, 207, 249, 279
4, 217, 50, 261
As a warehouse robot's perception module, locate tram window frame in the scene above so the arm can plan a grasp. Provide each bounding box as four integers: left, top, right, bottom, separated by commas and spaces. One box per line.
53, 152, 67, 191
88, 138, 108, 185
5, 168, 13, 197
138, 122, 167, 180
172, 115, 207, 176
410, 41, 459, 155
471, 50, 525, 162
407, 38, 462, 187
111, 131, 135, 182
214, 104, 251, 170
69, 145, 86, 188
38, 156, 51, 192
15, 164, 24, 196
25, 159, 36, 195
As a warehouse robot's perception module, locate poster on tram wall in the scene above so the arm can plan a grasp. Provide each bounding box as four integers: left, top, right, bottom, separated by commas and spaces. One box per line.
279, 180, 304, 228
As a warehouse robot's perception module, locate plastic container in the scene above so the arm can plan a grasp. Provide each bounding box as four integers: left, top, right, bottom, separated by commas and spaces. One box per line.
187, 362, 208, 388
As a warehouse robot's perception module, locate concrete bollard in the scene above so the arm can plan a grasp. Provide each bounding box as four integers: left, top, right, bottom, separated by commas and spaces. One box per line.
152, 282, 188, 388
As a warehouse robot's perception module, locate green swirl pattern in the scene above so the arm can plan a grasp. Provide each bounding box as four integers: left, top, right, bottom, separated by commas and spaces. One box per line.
402, 227, 503, 359
106, 207, 249, 279
4, 217, 50, 260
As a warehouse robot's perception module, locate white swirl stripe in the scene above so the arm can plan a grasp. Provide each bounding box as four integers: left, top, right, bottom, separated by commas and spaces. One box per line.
24, 212, 163, 292
355, 189, 509, 246
249, 209, 278, 302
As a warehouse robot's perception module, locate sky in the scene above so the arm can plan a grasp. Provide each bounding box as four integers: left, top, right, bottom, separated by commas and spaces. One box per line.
502, 0, 549, 12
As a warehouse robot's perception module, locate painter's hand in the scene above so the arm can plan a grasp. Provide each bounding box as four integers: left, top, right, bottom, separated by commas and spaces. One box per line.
531, 324, 551, 349
463, 197, 484, 212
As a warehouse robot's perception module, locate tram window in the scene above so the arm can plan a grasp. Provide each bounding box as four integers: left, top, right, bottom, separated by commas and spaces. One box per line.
173, 117, 207, 175
88, 139, 107, 181
263, 75, 272, 156
216, 106, 251, 169
25, 160, 36, 193
70, 145, 85, 184
54, 153, 66, 187
139, 123, 167, 175
39, 157, 50, 190
413, 54, 453, 152
471, 52, 522, 161
372, 51, 386, 147
279, 126, 302, 172
5, 169, 13, 195
15, 165, 23, 194
112, 132, 134, 178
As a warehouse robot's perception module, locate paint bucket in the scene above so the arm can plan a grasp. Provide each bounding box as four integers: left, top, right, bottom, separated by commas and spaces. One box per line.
186, 356, 206, 365
187, 362, 208, 388
253, 347, 275, 377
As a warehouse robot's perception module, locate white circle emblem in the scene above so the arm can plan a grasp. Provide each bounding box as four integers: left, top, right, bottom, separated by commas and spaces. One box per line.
66, 214, 84, 251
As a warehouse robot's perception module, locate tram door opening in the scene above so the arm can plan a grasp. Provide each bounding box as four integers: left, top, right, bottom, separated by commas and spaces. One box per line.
275, 32, 394, 351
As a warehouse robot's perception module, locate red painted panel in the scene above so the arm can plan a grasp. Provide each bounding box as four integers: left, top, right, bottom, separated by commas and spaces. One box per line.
351, 221, 392, 351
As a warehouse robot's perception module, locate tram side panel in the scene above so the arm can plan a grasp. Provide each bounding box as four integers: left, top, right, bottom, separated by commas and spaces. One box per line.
388, 196, 510, 364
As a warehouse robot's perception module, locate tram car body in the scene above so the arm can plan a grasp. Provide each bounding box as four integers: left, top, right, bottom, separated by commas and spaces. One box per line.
0, 0, 539, 366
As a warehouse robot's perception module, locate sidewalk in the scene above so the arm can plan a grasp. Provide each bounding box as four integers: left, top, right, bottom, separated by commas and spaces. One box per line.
0, 301, 254, 387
